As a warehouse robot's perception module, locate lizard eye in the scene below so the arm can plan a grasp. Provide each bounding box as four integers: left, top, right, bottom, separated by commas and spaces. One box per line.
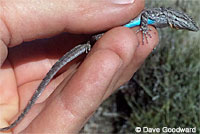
174, 18, 178, 21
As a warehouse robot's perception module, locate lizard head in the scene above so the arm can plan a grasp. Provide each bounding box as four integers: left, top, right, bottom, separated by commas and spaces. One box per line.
167, 8, 199, 31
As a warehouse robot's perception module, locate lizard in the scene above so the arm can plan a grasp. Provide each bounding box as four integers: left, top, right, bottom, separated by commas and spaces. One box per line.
0, 7, 199, 131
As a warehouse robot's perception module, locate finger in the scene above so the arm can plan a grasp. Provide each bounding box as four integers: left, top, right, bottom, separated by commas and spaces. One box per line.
0, 0, 144, 67
0, 34, 88, 132
132, 26, 159, 68
0, 41, 7, 67
0, 0, 144, 47
112, 26, 159, 89
0, 61, 18, 132
8, 33, 89, 86
21, 27, 138, 133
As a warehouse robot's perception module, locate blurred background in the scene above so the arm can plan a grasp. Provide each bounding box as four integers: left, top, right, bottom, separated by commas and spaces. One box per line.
82, 0, 200, 133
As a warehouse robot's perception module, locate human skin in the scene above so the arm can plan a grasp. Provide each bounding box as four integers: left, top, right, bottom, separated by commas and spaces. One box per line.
0, 0, 158, 133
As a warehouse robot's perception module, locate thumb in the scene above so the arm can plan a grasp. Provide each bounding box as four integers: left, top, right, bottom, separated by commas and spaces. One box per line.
0, 0, 144, 46
0, 0, 144, 65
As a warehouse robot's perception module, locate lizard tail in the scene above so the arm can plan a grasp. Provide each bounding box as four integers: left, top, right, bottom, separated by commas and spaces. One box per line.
0, 43, 91, 131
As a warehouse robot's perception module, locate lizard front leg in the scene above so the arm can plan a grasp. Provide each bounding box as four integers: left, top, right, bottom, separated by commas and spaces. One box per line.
136, 11, 152, 44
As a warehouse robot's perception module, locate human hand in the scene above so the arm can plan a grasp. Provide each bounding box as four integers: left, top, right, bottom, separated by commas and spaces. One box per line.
0, 0, 158, 133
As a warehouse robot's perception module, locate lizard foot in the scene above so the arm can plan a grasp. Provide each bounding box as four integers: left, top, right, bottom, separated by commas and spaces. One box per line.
85, 43, 91, 53
136, 27, 152, 45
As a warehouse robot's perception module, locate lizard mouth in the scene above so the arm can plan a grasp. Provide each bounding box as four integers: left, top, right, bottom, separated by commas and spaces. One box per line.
192, 24, 199, 31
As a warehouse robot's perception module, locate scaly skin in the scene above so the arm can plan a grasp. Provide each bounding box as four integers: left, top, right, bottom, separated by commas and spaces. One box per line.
125, 7, 199, 43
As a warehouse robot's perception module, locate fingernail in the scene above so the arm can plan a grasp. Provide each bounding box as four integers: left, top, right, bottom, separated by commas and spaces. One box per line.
111, 0, 135, 4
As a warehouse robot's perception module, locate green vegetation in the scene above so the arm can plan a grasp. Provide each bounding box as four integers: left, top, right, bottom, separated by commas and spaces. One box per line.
123, 22, 200, 133
82, 0, 200, 133
120, 0, 200, 133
